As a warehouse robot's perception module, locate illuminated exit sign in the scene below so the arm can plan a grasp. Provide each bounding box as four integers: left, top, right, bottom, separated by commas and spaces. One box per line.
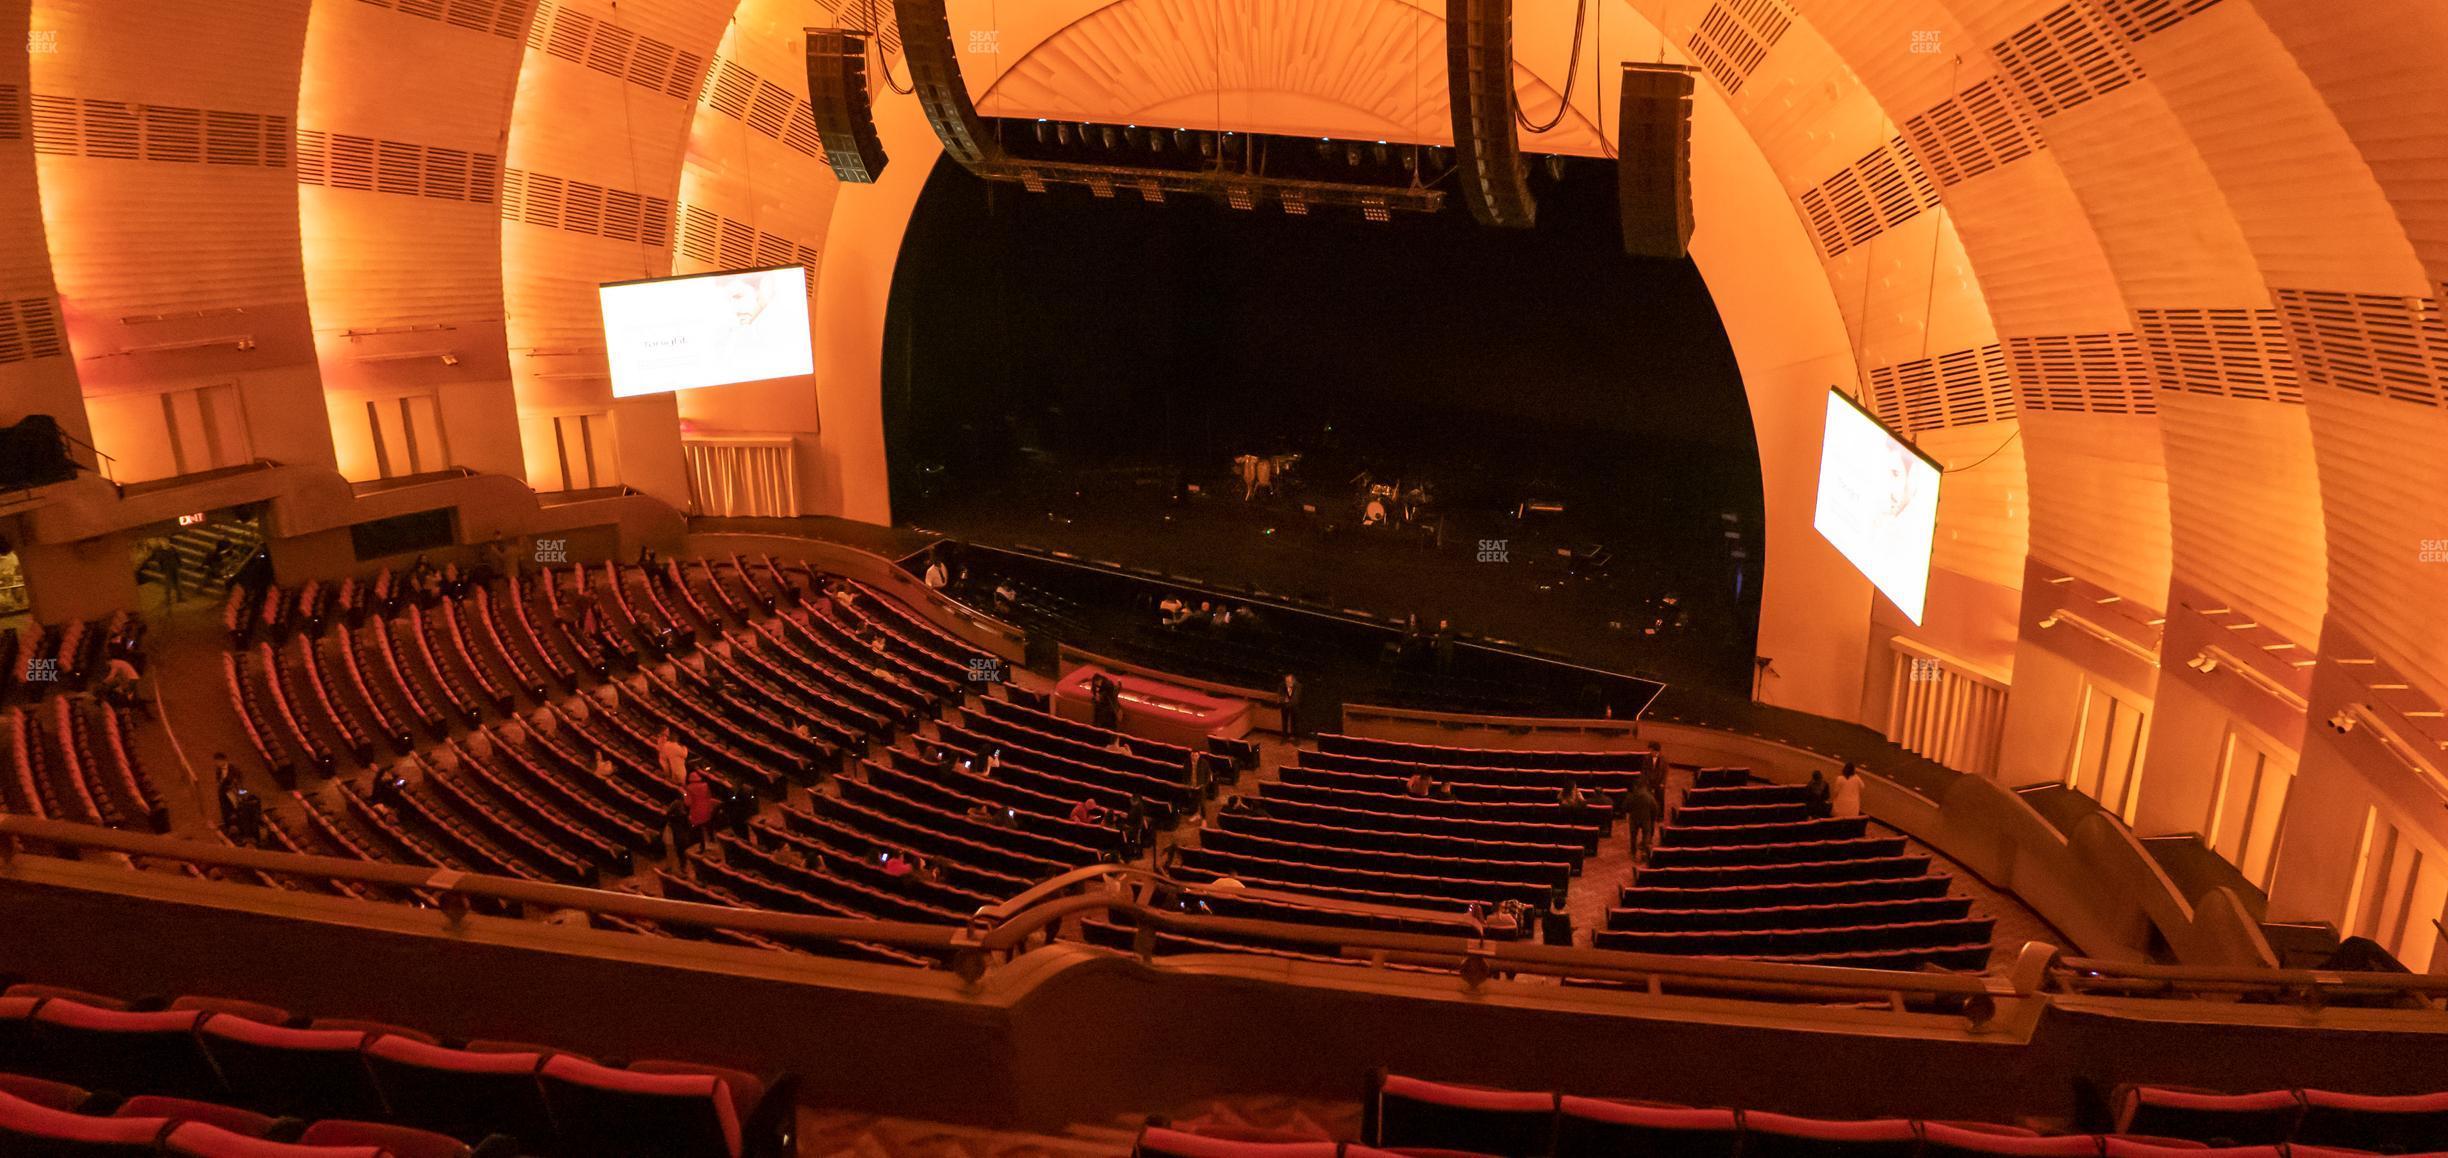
176, 512, 207, 527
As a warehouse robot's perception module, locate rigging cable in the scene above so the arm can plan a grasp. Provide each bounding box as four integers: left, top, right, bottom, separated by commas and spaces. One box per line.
1517, 0, 1589, 134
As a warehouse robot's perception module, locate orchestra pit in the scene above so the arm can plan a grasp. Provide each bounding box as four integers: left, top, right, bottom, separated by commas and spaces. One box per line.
4, 1, 2448, 1156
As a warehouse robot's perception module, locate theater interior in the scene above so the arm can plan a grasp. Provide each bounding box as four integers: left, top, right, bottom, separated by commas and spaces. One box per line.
4, 1, 2448, 1156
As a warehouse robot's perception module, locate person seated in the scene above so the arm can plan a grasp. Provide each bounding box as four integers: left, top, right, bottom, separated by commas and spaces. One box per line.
1069, 798, 1109, 826
1559, 782, 1587, 810
1405, 771, 1433, 798
1432, 780, 1457, 801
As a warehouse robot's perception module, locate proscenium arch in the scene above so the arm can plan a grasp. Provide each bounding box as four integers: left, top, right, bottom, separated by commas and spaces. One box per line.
813, 0, 1886, 717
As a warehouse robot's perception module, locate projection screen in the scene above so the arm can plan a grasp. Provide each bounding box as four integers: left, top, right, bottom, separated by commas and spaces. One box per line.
599, 265, 814, 397
1812, 389, 1943, 624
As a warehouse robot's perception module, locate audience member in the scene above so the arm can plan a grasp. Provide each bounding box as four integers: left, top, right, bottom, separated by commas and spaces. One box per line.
1405, 771, 1433, 798
1804, 769, 1832, 819
1832, 762, 1865, 819
923, 558, 949, 590
1626, 780, 1661, 858
1069, 798, 1109, 827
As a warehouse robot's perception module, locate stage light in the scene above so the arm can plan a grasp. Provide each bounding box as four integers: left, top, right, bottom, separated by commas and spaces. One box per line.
1034, 120, 1050, 144
1197, 132, 1215, 158
2187, 651, 2219, 673
1100, 126, 1119, 149
2330, 709, 2359, 734
1056, 123, 1073, 146
1373, 141, 1390, 165
1123, 124, 1145, 148
1315, 138, 1337, 161
1546, 155, 1568, 181
1345, 145, 1361, 166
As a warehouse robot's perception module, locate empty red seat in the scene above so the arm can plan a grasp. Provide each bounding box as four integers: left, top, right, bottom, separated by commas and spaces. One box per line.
2101, 1142, 2265, 1158
1368, 1073, 1557, 1158
537, 1053, 770, 1158
199, 1017, 388, 1122
3, 985, 129, 1009
1553, 1097, 1738, 1158
0, 1086, 174, 1156
0, 995, 42, 1075
162, 1121, 391, 1157
1919, 1123, 2102, 1158
171, 997, 295, 1026
0, 1072, 90, 1112
361, 1036, 551, 1151
114, 1095, 277, 1138
1741, 1111, 1920, 1158
2297, 1089, 2448, 1153
297, 1120, 474, 1158
30, 1001, 222, 1101
2115, 1089, 2303, 1147
1135, 1126, 1344, 1158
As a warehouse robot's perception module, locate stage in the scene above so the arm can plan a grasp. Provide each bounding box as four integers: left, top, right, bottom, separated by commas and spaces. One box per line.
906, 467, 1757, 698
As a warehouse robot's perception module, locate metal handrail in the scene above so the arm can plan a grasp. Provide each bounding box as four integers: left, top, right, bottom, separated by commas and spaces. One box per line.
3, 815, 2032, 1016
2052, 956, 2448, 1005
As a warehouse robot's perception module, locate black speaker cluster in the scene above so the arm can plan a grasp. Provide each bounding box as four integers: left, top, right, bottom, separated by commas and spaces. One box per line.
805, 28, 888, 183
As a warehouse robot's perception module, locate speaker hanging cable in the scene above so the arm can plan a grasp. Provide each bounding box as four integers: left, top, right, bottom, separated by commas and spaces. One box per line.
870, 0, 914, 95
1517, 0, 1589, 134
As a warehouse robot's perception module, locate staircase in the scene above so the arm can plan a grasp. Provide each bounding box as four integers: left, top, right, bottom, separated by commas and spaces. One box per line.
135, 519, 263, 602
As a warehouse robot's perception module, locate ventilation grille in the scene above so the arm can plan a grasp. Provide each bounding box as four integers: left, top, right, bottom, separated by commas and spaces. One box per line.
2091, 0, 2226, 44
500, 167, 672, 248
0, 84, 22, 142
1992, 2, 2144, 120
2272, 289, 2448, 409
1684, 0, 1790, 94
354, 0, 529, 39
1867, 344, 2016, 433
29, 95, 290, 167
525, 0, 705, 102
1899, 79, 2045, 188
1797, 136, 1942, 258
0, 297, 68, 365
675, 204, 820, 298
2134, 307, 2301, 404
296, 130, 501, 204
2007, 332, 2157, 415
699, 56, 824, 160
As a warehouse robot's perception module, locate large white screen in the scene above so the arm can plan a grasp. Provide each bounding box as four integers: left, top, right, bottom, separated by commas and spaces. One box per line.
599, 266, 814, 397
1812, 390, 1942, 624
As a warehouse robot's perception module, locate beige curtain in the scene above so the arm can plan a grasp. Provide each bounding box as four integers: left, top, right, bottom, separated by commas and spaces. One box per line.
682, 438, 798, 517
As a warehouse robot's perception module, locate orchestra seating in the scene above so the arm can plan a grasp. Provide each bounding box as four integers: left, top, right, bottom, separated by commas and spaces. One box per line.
0, 979, 795, 1157
1601, 770, 1991, 971
1353, 1072, 2448, 1158
2, 614, 168, 839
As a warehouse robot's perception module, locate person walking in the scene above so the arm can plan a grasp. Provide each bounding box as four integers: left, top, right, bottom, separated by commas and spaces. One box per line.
1625, 779, 1661, 860
680, 767, 717, 854
1278, 672, 1302, 738
1831, 762, 1866, 819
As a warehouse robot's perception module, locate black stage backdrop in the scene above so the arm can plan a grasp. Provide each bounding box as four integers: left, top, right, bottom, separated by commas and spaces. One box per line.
882, 158, 1767, 693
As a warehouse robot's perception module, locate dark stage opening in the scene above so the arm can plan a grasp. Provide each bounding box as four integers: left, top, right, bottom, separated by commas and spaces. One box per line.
882, 158, 1764, 697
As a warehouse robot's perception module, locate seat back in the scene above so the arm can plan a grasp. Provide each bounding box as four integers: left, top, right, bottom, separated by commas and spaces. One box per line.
297, 1120, 474, 1158
115, 1095, 277, 1138
2116, 1089, 2303, 1147
1135, 1127, 1344, 1158
1919, 1123, 2103, 1158
0, 1070, 90, 1112
29, 1001, 223, 1100
361, 1036, 551, 1149
537, 1053, 744, 1158
0, 1087, 172, 1157
1741, 1112, 1921, 1158
1553, 1098, 1739, 1158
161, 1121, 391, 1157
0, 995, 44, 1074
1368, 1074, 1556, 1158
2296, 1089, 2448, 1153
200, 1016, 388, 1121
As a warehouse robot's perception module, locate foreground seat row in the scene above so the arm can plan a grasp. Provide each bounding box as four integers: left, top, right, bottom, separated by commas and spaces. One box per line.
0, 983, 796, 1158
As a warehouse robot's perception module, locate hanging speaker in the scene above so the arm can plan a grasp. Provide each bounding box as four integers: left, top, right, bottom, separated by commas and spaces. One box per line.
1617, 63, 1696, 259
1445, 0, 1536, 229
892, 0, 1001, 168
806, 28, 888, 183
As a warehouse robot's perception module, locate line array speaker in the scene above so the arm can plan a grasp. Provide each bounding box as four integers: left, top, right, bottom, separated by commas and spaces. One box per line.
892, 0, 1000, 168
1445, 0, 1536, 229
806, 28, 888, 184
1617, 63, 1696, 259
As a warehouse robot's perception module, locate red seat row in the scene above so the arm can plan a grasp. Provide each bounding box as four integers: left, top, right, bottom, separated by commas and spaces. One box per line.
0, 984, 795, 1157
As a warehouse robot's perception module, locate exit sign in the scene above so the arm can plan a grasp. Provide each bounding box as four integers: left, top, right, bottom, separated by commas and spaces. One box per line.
176, 512, 207, 527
